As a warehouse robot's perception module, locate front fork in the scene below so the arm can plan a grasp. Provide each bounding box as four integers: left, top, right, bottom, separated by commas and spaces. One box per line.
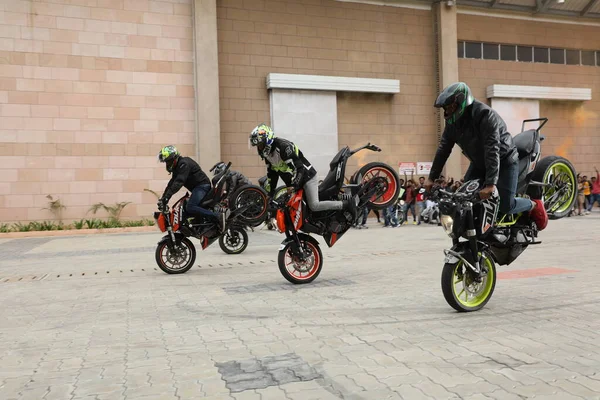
464, 203, 483, 278
283, 209, 307, 261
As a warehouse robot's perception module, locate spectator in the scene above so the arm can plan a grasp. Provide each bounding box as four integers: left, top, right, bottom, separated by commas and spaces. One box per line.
415, 177, 426, 225
576, 174, 585, 216
589, 167, 600, 212
582, 175, 592, 213
402, 179, 417, 225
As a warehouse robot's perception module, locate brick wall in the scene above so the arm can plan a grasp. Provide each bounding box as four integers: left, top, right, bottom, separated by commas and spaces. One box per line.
0, 0, 194, 223
458, 14, 600, 177
217, 0, 439, 182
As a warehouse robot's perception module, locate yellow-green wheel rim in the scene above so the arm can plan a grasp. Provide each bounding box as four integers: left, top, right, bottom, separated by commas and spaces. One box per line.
452, 257, 495, 308
542, 161, 576, 214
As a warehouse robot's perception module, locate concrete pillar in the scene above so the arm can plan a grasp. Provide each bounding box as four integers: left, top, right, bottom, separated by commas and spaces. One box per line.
434, 1, 463, 181
192, 0, 221, 169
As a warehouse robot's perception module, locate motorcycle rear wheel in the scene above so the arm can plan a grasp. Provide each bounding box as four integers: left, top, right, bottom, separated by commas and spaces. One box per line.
219, 227, 248, 255
527, 155, 577, 220
155, 237, 196, 274
230, 184, 269, 227
441, 253, 496, 312
352, 162, 400, 210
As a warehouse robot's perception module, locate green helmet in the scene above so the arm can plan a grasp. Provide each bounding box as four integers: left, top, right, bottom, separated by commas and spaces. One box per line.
434, 82, 474, 125
157, 145, 180, 173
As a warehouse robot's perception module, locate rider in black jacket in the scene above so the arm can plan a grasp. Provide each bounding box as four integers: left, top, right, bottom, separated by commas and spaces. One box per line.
249, 124, 357, 220
158, 145, 227, 232
211, 161, 251, 195
426, 82, 548, 230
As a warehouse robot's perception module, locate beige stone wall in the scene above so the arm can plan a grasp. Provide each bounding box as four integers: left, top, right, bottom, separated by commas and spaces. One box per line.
216, 0, 439, 182
0, 0, 194, 223
458, 14, 600, 177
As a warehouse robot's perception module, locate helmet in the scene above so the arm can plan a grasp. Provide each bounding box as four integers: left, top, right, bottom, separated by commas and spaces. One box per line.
212, 161, 226, 176
157, 145, 180, 173
434, 82, 474, 125
249, 123, 275, 157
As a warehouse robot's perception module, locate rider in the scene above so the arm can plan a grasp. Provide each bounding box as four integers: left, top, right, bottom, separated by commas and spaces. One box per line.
249, 123, 357, 220
212, 161, 252, 195
425, 82, 548, 230
157, 145, 228, 232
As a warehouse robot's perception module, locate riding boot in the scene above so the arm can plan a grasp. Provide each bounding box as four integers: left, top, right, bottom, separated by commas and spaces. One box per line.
343, 195, 359, 222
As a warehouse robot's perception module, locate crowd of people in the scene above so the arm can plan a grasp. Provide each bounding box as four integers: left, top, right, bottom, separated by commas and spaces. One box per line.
353, 174, 462, 229
354, 167, 600, 229
572, 168, 600, 217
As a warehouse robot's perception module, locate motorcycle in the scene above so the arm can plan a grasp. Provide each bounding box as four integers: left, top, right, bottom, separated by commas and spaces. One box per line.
273, 143, 401, 284
153, 162, 268, 274
432, 118, 577, 312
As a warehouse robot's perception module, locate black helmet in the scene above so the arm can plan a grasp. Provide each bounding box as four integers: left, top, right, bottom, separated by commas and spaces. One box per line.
434, 82, 474, 125
212, 161, 227, 176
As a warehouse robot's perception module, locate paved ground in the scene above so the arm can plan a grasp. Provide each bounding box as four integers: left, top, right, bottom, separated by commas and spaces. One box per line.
1, 212, 600, 400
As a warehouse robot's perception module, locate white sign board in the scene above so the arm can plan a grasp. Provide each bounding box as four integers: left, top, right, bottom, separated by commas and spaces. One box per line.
399, 162, 416, 175
416, 162, 433, 175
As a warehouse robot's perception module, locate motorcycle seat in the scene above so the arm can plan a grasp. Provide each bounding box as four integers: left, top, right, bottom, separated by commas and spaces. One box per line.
513, 129, 536, 159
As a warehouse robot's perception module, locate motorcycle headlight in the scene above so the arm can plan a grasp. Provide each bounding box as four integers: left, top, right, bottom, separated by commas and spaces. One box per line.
440, 215, 454, 238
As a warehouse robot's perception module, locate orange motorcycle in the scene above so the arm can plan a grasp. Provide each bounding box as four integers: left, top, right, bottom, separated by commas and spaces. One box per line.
272, 143, 400, 284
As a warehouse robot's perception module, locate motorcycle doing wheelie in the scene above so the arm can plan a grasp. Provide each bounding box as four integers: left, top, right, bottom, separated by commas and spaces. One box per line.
432, 118, 577, 312
272, 143, 401, 284
153, 162, 268, 274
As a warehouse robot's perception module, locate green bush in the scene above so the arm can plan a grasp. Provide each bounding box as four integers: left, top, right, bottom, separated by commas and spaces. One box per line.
0, 219, 153, 233
73, 219, 85, 229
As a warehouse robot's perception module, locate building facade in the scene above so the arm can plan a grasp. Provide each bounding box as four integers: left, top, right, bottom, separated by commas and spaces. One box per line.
1, 0, 599, 223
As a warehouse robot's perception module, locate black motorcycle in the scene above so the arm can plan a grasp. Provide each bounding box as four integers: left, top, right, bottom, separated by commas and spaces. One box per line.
153, 162, 268, 274
432, 118, 577, 312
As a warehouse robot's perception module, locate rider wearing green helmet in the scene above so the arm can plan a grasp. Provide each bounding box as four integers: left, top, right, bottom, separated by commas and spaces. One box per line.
426, 82, 548, 230
157, 145, 228, 232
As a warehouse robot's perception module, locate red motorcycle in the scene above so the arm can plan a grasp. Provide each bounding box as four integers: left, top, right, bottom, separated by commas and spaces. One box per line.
273, 143, 400, 284
153, 162, 268, 274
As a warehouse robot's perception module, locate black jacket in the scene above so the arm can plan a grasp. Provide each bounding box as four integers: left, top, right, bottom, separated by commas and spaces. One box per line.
162, 156, 210, 202
429, 100, 518, 186
263, 138, 316, 197
226, 170, 251, 192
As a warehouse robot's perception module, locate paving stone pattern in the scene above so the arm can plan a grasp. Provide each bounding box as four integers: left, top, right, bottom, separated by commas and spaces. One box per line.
1, 216, 600, 399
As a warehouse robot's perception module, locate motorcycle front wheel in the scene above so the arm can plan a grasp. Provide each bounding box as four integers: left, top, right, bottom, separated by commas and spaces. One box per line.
155, 237, 196, 274
278, 234, 323, 284
218, 227, 249, 255
230, 184, 269, 227
441, 253, 496, 312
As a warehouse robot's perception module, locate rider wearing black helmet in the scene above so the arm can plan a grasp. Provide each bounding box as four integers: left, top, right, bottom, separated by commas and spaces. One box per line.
425, 82, 548, 230
211, 161, 252, 195
157, 145, 228, 232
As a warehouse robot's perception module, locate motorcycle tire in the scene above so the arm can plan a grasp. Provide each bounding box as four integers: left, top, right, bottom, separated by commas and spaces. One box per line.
230, 184, 269, 226
278, 233, 323, 284
352, 162, 401, 210
527, 155, 577, 220
441, 253, 496, 312
155, 237, 196, 274
219, 227, 249, 255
